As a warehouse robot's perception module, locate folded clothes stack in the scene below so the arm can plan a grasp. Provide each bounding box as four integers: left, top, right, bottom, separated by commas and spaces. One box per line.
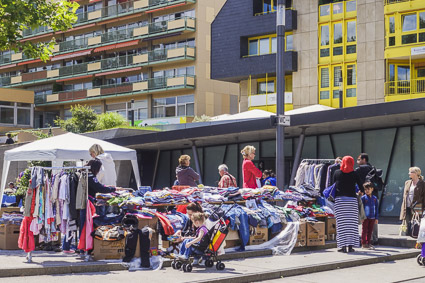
0, 212, 24, 225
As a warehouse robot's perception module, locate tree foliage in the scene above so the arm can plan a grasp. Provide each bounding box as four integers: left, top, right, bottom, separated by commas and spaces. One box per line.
0, 0, 79, 61
95, 112, 128, 131
54, 105, 97, 133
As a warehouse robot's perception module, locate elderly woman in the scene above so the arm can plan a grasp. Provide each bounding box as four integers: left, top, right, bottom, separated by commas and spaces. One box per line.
176, 155, 200, 187
89, 144, 117, 186
400, 167, 425, 226
240, 145, 262, 189
333, 156, 363, 253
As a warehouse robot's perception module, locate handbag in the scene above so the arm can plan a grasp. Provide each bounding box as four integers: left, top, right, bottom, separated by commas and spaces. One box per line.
399, 219, 408, 236
410, 212, 421, 239
323, 184, 336, 199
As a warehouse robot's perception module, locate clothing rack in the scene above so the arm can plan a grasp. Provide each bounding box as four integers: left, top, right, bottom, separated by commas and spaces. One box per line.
301, 159, 336, 164
25, 166, 90, 263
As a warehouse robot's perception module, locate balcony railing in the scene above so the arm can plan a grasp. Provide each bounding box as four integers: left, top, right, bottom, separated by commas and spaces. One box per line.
0, 76, 11, 86
384, 0, 412, 5
36, 74, 195, 104
20, 0, 196, 38
5, 46, 195, 86
385, 79, 425, 96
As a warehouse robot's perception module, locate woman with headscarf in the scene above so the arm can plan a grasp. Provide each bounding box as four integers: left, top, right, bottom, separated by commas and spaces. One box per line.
333, 156, 364, 253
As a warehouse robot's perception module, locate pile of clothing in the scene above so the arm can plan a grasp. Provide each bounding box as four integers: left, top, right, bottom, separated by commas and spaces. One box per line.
0, 212, 24, 225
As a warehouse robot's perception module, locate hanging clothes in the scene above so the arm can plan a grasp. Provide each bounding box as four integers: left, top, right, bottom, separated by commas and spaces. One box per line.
78, 199, 96, 251
294, 161, 333, 191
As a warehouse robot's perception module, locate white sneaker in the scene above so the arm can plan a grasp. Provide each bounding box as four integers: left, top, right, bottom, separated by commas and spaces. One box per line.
198, 258, 205, 266
368, 245, 375, 250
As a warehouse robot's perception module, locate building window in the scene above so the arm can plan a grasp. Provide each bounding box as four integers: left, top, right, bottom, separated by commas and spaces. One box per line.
319, 20, 356, 58
258, 80, 275, 94
319, 63, 357, 101
319, 67, 330, 99
389, 10, 425, 47
153, 95, 194, 118
254, 0, 292, 16
247, 33, 293, 56
319, 0, 356, 20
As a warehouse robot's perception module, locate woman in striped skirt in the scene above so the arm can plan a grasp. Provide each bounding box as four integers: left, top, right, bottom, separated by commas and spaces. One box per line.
333, 156, 364, 253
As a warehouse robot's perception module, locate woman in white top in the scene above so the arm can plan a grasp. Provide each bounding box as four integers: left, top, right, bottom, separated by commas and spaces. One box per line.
400, 166, 425, 223
89, 144, 117, 186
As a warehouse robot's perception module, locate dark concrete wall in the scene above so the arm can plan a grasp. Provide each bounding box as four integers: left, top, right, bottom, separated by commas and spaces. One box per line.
211, 0, 297, 82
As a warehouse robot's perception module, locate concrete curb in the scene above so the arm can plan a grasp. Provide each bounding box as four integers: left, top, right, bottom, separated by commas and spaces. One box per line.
194, 250, 420, 283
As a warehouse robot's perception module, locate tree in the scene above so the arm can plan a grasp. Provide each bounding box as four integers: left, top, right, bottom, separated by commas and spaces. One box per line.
54, 105, 97, 133
0, 0, 79, 62
96, 112, 128, 131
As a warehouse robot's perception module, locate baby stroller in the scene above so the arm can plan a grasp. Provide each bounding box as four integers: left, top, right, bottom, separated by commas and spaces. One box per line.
172, 203, 236, 272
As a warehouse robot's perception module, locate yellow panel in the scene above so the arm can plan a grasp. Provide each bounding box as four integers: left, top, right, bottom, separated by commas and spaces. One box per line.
168, 19, 185, 30
47, 69, 59, 78
53, 44, 60, 53
186, 76, 195, 86
133, 26, 149, 37
167, 76, 185, 87
11, 76, 22, 84
87, 62, 101, 71
187, 47, 195, 57
88, 10, 101, 20
88, 36, 102, 46
133, 81, 148, 91
187, 18, 196, 29
87, 88, 101, 97
385, 0, 425, 15
167, 47, 185, 58
11, 53, 22, 61
133, 54, 148, 64
134, 0, 149, 10
46, 94, 59, 102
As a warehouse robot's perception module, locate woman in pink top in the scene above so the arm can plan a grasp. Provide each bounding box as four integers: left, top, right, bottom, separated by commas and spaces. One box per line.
241, 145, 262, 189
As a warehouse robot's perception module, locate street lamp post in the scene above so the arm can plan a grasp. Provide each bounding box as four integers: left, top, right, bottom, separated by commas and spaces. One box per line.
276, 0, 286, 190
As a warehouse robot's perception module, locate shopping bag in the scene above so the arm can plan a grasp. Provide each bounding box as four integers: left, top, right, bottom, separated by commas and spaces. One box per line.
323, 184, 335, 199
410, 212, 421, 239
399, 219, 408, 236
256, 178, 262, 188
417, 215, 425, 243
357, 195, 366, 224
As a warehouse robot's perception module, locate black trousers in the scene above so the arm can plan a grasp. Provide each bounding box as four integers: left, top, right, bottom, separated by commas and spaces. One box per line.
123, 227, 151, 268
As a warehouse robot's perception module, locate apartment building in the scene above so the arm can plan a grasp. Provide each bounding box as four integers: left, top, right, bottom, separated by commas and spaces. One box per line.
0, 0, 238, 128
0, 88, 34, 133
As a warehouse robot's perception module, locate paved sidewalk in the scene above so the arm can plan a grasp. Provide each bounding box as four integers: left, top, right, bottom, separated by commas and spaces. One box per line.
0, 246, 419, 283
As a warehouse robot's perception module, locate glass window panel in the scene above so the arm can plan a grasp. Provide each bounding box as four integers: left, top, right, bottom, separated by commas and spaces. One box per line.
333, 46, 343, 55
346, 0, 356, 12
402, 34, 417, 44
186, 103, 194, 116
318, 135, 333, 159
389, 64, 395, 81
177, 105, 185, 116
389, 36, 395, 46
17, 103, 31, 107
186, 66, 195, 76
153, 98, 165, 106
272, 37, 277, 53
0, 108, 14, 124
165, 97, 176, 105
389, 17, 395, 33
420, 12, 425, 29
17, 109, 30, 125
334, 23, 342, 44
177, 95, 194, 104
286, 35, 293, 50
347, 21, 356, 42
332, 132, 361, 160
397, 66, 410, 81
249, 40, 258, 55
203, 146, 226, 186
333, 3, 342, 14
259, 38, 270, 54
419, 33, 425, 42
267, 81, 275, 93
153, 107, 165, 117
333, 90, 340, 99
320, 48, 330, 57
137, 108, 148, 120
334, 66, 342, 87
320, 91, 330, 100
402, 14, 417, 32
346, 45, 356, 54
263, 0, 272, 13
346, 88, 356, 97
347, 65, 356, 86
321, 25, 329, 46
165, 106, 176, 117
320, 5, 330, 16
321, 68, 329, 88
258, 82, 267, 94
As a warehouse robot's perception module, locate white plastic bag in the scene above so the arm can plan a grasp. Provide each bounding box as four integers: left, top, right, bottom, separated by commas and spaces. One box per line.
417, 216, 425, 243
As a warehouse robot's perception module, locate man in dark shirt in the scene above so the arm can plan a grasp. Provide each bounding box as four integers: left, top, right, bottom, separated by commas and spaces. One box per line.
355, 153, 378, 244
5, 134, 14, 144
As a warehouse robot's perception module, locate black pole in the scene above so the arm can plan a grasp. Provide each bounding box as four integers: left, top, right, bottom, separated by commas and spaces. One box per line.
130, 99, 135, 126
276, 0, 286, 190
289, 127, 307, 186
191, 141, 203, 184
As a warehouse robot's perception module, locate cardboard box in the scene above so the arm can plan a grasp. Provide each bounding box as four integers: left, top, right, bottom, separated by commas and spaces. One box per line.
249, 226, 268, 245
326, 217, 336, 236
0, 224, 20, 250
295, 221, 307, 247
0, 207, 21, 218
227, 229, 240, 241
306, 221, 325, 247
224, 239, 241, 248
93, 238, 125, 260
138, 216, 158, 230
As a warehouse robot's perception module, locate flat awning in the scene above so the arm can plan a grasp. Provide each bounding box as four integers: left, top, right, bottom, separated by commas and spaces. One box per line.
94, 67, 141, 77
56, 74, 92, 82
51, 49, 93, 62
18, 59, 42, 66
0, 63, 17, 70
93, 40, 139, 53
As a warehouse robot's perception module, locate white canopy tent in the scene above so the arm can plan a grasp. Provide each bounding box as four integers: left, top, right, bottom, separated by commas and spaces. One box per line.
0, 132, 141, 204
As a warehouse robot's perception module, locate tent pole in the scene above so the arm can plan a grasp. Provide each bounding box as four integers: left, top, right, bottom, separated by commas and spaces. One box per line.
131, 160, 141, 188
0, 160, 11, 213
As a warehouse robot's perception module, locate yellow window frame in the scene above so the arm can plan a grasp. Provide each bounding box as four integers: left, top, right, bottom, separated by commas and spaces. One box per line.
257, 77, 276, 94
319, 66, 331, 101
247, 33, 294, 56
319, 23, 331, 58
387, 9, 425, 48
319, 0, 357, 22
332, 21, 344, 57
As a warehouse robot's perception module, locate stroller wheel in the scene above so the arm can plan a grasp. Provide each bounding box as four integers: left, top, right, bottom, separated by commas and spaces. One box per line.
417, 255, 423, 266
205, 259, 214, 268
172, 261, 176, 269
176, 261, 182, 269
216, 261, 225, 270
422, 257, 425, 266
186, 264, 193, 272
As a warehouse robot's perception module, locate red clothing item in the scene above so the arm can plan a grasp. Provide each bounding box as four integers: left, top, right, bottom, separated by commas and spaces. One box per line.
176, 205, 187, 214
18, 216, 35, 252
242, 159, 262, 189
78, 200, 96, 251
341, 156, 354, 173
